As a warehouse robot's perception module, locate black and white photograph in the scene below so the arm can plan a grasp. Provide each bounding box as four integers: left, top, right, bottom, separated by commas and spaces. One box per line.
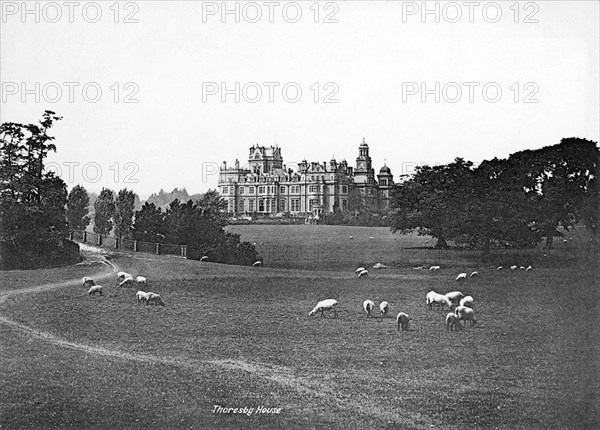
1, 1, 599, 428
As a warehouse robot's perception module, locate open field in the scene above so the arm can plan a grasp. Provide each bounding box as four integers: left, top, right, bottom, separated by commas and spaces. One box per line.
1, 228, 599, 429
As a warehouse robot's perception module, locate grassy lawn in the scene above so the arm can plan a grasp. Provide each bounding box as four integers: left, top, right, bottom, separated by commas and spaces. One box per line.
1, 228, 598, 428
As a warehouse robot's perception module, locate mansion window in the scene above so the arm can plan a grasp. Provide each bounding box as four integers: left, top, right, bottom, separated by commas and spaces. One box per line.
280, 186, 286, 194
258, 199, 265, 212
309, 185, 319, 193
240, 187, 245, 194
249, 200, 255, 212
291, 185, 300, 193
228, 199, 234, 212
279, 199, 286, 212
342, 199, 348, 211
238, 199, 245, 212
222, 186, 228, 194
380, 179, 387, 186
258, 186, 265, 194
249, 186, 255, 194
290, 199, 300, 212
309, 199, 319, 211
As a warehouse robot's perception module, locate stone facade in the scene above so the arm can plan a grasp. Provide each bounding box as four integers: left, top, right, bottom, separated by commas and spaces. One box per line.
218, 139, 394, 217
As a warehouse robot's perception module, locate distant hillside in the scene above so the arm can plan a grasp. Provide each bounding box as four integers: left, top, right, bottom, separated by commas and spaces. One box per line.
145, 188, 203, 210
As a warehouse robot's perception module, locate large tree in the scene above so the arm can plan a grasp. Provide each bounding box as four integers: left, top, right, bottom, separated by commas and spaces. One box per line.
133, 202, 166, 242
509, 138, 599, 247
0, 111, 72, 269
389, 158, 474, 248
66, 185, 90, 232
93, 188, 115, 236
113, 188, 135, 238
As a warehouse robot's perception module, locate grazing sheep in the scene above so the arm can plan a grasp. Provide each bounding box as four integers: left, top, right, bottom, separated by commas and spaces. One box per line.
520, 266, 526, 270
136, 290, 150, 304
446, 312, 462, 331
525, 265, 533, 272
200, 256, 209, 261
412, 266, 425, 270
456, 273, 467, 281
470, 271, 479, 277
117, 272, 131, 282
429, 265, 440, 271
363, 300, 375, 317
357, 269, 369, 278
369, 236, 374, 240
459, 296, 474, 308
445, 291, 464, 305
379, 301, 389, 318
146, 292, 165, 306
309, 299, 338, 318
496, 266, 503, 271
348, 236, 353, 239
396, 312, 410, 331
82, 277, 95, 288
455, 305, 477, 327
355, 267, 366, 274
88, 285, 103, 296
252, 261, 262, 267
373, 262, 389, 269
136, 276, 147, 284
428, 292, 453, 310
511, 265, 517, 270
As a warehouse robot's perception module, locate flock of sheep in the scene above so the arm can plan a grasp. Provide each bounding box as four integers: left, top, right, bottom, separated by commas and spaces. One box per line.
309, 264, 535, 332
81, 272, 165, 306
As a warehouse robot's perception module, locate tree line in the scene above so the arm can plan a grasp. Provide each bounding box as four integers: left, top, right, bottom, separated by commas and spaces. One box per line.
388, 138, 599, 252
1, 112, 259, 268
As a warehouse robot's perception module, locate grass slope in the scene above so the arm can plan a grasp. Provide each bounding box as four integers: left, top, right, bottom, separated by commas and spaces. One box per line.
1, 238, 598, 428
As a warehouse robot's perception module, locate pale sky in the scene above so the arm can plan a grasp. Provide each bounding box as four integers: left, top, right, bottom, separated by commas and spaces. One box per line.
1, 1, 598, 199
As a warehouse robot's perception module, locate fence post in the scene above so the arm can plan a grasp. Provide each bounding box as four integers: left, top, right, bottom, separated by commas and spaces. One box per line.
83, 231, 87, 243
155, 243, 160, 255
115, 237, 119, 249
69, 231, 73, 241
98, 235, 102, 246
133, 240, 138, 252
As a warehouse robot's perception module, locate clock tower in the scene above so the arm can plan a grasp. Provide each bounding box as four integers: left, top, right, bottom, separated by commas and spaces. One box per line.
355, 137, 372, 174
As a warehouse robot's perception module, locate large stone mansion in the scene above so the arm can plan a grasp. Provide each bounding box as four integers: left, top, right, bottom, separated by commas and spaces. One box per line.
218, 139, 394, 218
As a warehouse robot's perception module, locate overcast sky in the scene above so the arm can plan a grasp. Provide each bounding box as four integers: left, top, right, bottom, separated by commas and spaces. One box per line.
2, 1, 598, 198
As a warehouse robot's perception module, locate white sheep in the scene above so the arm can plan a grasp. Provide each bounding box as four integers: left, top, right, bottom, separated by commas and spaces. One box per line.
252, 261, 263, 267
520, 266, 526, 270
412, 266, 425, 270
455, 305, 477, 327
496, 266, 503, 271
373, 262, 389, 269
146, 292, 165, 306
363, 300, 375, 317
369, 236, 374, 240
429, 265, 441, 271
511, 265, 517, 270
459, 295, 474, 308
200, 256, 209, 261
445, 291, 464, 305
427, 292, 453, 310
525, 265, 533, 271
88, 285, 103, 296
379, 301, 389, 318
136, 290, 150, 304
357, 269, 369, 278
355, 267, 366, 274
470, 271, 479, 277
117, 271, 131, 282
82, 277, 95, 288
396, 312, 410, 331
136, 276, 147, 284
446, 312, 462, 331
456, 273, 467, 281
308, 299, 338, 318
348, 235, 353, 239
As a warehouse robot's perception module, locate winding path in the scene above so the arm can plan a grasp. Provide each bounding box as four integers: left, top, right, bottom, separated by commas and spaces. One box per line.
0, 254, 424, 428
